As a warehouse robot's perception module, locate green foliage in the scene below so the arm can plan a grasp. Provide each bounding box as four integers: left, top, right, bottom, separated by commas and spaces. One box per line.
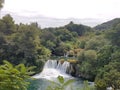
0, 17, 51, 72
79, 40, 86, 49
95, 62, 120, 90
65, 21, 91, 36
0, 60, 35, 90
0, 14, 16, 35
95, 18, 120, 30
47, 76, 95, 90
54, 42, 72, 56
46, 76, 74, 90
97, 45, 113, 67
40, 28, 78, 56
77, 50, 97, 80
106, 23, 120, 46
0, 0, 4, 9
95, 79, 106, 90
84, 50, 97, 61
80, 81, 95, 90
77, 50, 85, 62
85, 35, 109, 50
0, 14, 120, 90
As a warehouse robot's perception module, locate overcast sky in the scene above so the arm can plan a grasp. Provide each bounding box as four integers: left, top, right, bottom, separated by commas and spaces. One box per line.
2, 0, 120, 20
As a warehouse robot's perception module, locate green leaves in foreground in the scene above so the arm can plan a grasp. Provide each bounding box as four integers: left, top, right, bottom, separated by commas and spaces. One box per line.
46, 75, 75, 90
81, 81, 95, 90
0, 60, 35, 90
47, 76, 96, 90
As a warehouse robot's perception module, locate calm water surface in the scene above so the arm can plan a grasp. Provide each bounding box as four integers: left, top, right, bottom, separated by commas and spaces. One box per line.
28, 78, 84, 90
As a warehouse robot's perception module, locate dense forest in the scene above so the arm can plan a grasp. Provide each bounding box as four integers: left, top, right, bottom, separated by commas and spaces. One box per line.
0, 0, 120, 90
0, 14, 120, 90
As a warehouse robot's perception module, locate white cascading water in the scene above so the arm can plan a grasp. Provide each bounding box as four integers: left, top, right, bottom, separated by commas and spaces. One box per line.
33, 60, 72, 80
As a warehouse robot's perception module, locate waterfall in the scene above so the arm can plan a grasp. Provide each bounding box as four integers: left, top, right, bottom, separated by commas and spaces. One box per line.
33, 60, 72, 80
57, 61, 70, 72
44, 60, 58, 68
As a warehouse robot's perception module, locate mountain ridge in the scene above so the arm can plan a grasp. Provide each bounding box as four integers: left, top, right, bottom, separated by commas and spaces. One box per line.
94, 18, 120, 30
1, 11, 105, 28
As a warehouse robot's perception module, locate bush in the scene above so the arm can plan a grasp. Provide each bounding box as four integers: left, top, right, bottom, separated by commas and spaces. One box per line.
0, 60, 35, 90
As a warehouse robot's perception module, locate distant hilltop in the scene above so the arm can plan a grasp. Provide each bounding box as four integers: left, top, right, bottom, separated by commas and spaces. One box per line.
94, 18, 120, 30
1, 11, 105, 28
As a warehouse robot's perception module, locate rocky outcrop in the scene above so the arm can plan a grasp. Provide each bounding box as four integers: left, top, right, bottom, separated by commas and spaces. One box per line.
67, 63, 94, 81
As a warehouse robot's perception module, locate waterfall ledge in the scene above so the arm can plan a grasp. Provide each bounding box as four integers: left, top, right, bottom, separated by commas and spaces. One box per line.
33, 60, 72, 80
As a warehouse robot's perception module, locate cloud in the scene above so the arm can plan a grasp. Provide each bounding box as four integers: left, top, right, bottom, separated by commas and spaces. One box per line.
2, 0, 120, 19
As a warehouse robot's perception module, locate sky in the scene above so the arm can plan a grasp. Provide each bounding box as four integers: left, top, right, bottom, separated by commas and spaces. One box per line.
2, 0, 120, 20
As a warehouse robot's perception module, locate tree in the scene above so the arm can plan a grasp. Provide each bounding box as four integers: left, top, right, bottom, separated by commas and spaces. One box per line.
77, 50, 97, 80
65, 21, 91, 36
95, 62, 120, 90
106, 23, 120, 46
85, 36, 109, 50
84, 50, 97, 62
0, 22, 51, 73
0, 0, 4, 17
97, 45, 113, 67
0, 60, 35, 90
0, 14, 16, 34
11, 24, 51, 72
0, 0, 4, 9
40, 30, 56, 51
54, 42, 71, 56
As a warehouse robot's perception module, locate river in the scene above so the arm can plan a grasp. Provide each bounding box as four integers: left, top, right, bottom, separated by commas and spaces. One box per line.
27, 60, 93, 90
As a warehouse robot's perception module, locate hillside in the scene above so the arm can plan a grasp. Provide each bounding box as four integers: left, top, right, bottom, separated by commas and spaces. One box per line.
94, 18, 120, 30
1, 11, 103, 28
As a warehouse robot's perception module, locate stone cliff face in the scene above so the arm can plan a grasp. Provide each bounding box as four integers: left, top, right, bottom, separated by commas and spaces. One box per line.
66, 63, 76, 76
67, 63, 94, 81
